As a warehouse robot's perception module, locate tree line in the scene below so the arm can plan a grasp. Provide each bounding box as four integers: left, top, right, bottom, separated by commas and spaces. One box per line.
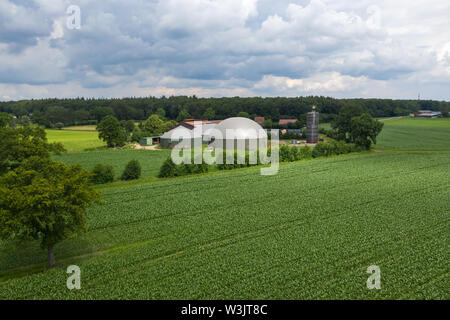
1, 96, 449, 128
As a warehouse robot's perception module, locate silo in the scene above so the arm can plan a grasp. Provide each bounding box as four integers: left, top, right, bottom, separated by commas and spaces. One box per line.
306, 106, 319, 143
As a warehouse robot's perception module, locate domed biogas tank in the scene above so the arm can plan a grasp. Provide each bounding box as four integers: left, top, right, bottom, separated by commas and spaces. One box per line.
211, 117, 267, 150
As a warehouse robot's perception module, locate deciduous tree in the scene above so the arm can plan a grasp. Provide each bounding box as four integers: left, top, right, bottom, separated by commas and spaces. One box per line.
349, 113, 384, 149
0, 157, 102, 266
97, 115, 127, 147
0, 126, 65, 175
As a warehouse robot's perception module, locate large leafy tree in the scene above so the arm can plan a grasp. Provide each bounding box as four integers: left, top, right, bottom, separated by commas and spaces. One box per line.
331, 104, 366, 141
0, 157, 101, 266
0, 126, 65, 175
140, 114, 176, 135
141, 114, 165, 134
97, 115, 127, 147
349, 113, 384, 149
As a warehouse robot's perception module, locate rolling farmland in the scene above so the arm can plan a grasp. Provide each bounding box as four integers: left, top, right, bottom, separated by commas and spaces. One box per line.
0, 118, 448, 299
46, 129, 106, 152
376, 117, 450, 151
0, 151, 448, 299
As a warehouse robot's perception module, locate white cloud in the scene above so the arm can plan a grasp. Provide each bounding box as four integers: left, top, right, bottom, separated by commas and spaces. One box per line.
0, 0, 449, 100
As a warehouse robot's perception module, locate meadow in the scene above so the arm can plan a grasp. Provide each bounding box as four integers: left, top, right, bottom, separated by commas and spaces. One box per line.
53, 149, 171, 181
0, 118, 448, 299
376, 117, 450, 151
46, 129, 105, 152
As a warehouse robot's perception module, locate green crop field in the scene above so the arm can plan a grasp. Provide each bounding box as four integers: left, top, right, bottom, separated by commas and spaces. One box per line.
376, 117, 450, 151
0, 151, 449, 299
0, 118, 448, 300
46, 129, 106, 152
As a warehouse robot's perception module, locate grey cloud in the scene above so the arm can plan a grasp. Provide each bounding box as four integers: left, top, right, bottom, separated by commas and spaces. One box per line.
0, 0, 448, 99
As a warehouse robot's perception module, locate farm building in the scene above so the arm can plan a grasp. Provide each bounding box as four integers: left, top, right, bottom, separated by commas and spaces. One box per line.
159, 119, 220, 148
279, 119, 298, 125
254, 116, 265, 124
159, 117, 267, 150
414, 110, 442, 118
139, 136, 160, 146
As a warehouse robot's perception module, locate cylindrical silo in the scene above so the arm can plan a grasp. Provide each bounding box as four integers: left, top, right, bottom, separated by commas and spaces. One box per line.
306, 107, 319, 143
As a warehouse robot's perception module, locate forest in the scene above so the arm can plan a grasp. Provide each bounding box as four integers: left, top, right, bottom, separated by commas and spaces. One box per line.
0, 96, 449, 128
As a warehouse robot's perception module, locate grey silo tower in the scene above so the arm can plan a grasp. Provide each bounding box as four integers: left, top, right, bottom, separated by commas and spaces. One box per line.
306, 105, 319, 143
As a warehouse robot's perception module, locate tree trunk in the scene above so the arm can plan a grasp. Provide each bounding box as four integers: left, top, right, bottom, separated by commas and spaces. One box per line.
48, 245, 56, 267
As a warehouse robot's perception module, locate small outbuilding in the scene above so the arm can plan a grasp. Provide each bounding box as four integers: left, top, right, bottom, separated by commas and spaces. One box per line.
139, 136, 160, 146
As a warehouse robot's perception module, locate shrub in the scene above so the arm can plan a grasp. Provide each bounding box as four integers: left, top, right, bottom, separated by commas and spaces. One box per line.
90, 164, 114, 184
299, 146, 313, 160
158, 157, 177, 178
159, 156, 209, 178
121, 160, 141, 180
279, 145, 291, 162
312, 142, 334, 158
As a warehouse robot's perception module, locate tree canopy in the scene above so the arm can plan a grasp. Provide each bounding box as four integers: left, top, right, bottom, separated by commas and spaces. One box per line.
0, 96, 448, 129
331, 104, 366, 140
330, 105, 384, 149
97, 115, 127, 147
0, 126, 65, 175
0, 157, 101, 266
349, 113, 384, 149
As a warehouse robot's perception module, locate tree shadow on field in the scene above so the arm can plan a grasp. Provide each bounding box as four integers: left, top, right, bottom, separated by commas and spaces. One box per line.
0, 237, 94, 280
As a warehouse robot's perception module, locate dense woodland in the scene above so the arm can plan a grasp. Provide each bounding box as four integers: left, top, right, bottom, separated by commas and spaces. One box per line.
0, 96, 449, 128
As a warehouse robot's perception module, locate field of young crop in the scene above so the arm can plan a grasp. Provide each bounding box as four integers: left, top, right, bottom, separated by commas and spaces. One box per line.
0, 151, 448, 299
376, 117, 450, 151
46, 129, 106, 152
53, 149, 171, 181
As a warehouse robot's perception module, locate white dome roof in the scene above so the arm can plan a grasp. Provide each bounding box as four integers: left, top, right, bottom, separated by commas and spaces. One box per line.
216, 117, 267, 140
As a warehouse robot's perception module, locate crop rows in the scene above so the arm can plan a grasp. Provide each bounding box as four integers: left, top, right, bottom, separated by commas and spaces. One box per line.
0, 151, 449, 299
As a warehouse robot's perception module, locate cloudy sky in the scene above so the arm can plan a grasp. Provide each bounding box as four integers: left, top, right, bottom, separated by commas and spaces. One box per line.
1, 0, 449, 101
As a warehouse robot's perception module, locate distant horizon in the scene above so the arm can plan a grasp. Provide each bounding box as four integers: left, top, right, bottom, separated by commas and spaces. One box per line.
1, 95, 449, 103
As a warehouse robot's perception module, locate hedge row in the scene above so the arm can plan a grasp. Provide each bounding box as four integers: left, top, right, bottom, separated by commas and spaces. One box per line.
158, 157, 209, 178
311, 141, 363, 158
158, 141, 361, 178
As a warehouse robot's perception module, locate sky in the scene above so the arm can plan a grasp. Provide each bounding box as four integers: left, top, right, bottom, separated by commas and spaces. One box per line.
1, 0, 449, 101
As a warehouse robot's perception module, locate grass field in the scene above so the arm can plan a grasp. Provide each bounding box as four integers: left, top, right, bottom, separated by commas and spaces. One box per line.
46, 129, 106, 152
62, 125, 97, 131
1, 118, 448, 299
53, 149, 171, 181
0, 151, 448, 299
376, 117, 450, 151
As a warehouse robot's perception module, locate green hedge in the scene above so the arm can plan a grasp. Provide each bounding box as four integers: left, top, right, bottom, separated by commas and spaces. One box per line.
158, 157, 209, 178
312, 141, 361, 158
158, 142, 360, 178
90, 164, 114, 184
